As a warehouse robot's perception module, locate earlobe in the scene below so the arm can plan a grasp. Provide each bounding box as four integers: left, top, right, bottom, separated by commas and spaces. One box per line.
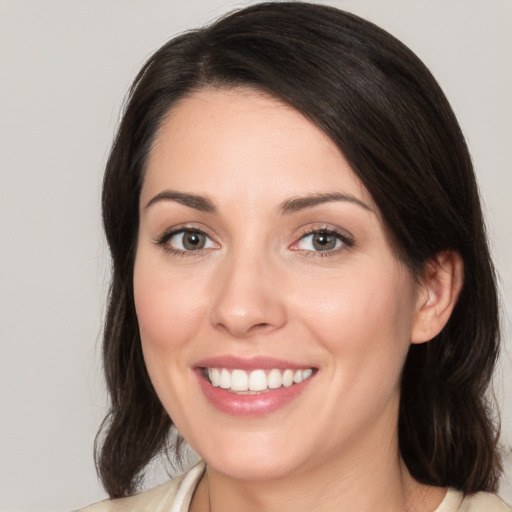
411, 251, 464, 344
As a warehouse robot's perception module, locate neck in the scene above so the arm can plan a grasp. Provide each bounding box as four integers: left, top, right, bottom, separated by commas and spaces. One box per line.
191, 413, 445, 512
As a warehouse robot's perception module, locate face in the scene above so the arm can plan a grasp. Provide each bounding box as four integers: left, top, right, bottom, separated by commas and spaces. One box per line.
134, 88, 423, 482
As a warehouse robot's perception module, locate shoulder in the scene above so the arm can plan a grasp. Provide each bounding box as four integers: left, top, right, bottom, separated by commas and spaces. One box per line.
77, 478, 184, 512
461, 492, 512, 512
437, 488, 511, 512
77, 461, 205, 512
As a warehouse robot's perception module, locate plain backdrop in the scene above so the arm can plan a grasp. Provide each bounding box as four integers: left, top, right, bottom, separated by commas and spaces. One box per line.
0, 1, 510, 510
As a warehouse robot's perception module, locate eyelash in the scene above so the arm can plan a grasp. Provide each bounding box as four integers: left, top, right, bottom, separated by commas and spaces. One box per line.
291, 226, 354, 258
154, 226, 217, 257
154, 225, 354, 258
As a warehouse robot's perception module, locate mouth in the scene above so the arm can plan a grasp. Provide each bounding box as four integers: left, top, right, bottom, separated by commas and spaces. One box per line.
201, 367, 315, 394
194, 357, 318, 416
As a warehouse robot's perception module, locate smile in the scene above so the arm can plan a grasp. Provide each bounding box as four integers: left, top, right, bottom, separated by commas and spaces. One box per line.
205, 367, 314, 393
194, 357, 317, 416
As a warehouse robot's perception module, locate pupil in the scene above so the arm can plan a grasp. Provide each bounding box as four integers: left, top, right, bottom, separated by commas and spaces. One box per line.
313, 233, 336, 251
183, 232, 205, 250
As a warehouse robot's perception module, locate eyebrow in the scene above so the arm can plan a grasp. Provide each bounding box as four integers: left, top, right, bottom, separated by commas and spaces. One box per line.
145, 190, 217, 213
278, 192, 372, 214
144, 190, 372, 215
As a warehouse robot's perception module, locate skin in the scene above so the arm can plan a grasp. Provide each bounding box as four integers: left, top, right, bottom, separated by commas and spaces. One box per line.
134, 88, 460, 511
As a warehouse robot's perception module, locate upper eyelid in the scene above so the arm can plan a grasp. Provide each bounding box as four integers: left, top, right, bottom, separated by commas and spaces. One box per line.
290, 225, 354, 251
294, 224, 354, 241
154, 227, 219, 257
154, 224, 216, 245
153, 223, 353, 250
158, 223, 213, 237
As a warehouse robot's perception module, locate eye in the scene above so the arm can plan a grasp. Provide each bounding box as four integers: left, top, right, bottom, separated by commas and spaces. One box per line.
297, 232, 342, 251
291, 228, 353, 254
159, 229, 217, 253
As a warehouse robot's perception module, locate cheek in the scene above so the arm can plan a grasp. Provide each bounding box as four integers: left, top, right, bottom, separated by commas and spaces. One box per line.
133, 254, 208, 356
301, 268, 417, 435
133, 253, 214, 423
293, 264, 417, 377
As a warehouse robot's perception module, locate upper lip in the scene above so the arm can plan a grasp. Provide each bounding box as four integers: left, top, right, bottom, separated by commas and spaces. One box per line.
193, 355, 315, 371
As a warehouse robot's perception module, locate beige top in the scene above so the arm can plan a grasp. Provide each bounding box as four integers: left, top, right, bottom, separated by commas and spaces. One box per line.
79, 462, 511, 512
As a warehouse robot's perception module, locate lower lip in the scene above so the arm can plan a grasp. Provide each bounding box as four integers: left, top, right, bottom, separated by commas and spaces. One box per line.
195, 370, 314, 417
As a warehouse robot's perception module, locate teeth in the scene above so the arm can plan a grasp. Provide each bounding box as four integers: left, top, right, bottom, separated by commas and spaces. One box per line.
231, 370, 248, 391
220, 368, 231, 389
208, 368, 220, 387
248, 369, 267, 391
205, 367, 314, 393
267, 368, 282, 389
303, 368, 313, 380
282, 369, 294, 387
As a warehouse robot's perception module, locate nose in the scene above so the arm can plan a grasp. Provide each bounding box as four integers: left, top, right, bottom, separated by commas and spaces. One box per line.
209, 251, 287, 338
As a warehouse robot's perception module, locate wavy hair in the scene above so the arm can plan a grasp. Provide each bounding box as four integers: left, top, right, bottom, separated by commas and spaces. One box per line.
95, 2, 501, 498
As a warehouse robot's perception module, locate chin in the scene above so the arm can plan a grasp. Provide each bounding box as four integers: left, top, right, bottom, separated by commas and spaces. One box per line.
190, 427, 317, 482
206, 452, 303, 482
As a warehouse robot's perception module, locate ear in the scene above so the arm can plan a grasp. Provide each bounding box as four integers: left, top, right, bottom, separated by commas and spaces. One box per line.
411, 250, 464, 344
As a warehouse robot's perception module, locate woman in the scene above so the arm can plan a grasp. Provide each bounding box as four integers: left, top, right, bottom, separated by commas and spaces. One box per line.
81, 2, 510, 511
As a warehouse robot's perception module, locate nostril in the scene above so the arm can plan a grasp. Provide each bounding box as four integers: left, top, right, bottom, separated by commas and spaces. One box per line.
248, 322, 273, 334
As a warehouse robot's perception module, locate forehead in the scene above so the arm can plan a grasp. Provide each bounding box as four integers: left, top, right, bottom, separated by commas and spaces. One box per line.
142, 87, 373, 210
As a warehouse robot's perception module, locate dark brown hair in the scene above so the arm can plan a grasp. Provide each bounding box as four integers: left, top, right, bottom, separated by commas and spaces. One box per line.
95, 2, 501, 498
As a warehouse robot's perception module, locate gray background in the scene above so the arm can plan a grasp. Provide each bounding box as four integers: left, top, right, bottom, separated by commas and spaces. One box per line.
0, 1, 510, 510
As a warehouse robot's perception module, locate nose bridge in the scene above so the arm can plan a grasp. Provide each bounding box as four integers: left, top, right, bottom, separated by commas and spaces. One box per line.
210, 242, 286, 337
